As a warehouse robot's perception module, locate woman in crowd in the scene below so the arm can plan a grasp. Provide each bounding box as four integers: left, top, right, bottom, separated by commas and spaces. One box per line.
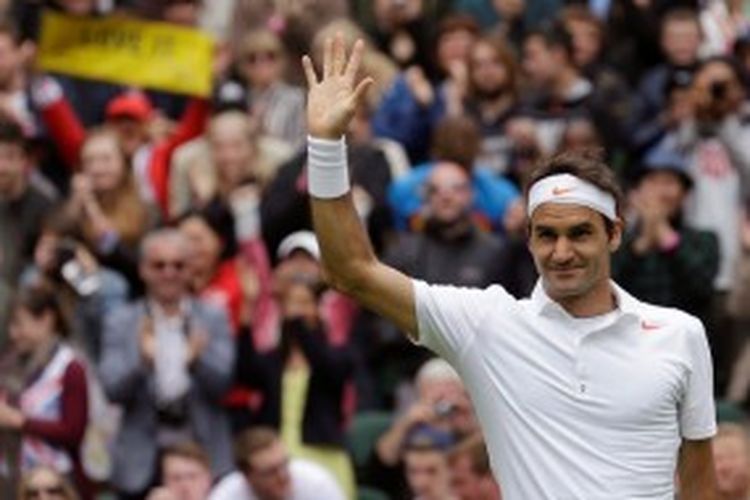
65, 129, 152, 291
0, 286, 90, 499
236, 275, 356, 498
16, 466, 79, 500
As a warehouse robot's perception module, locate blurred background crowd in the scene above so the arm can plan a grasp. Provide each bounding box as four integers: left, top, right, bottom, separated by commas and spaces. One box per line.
1, 0, 750, 499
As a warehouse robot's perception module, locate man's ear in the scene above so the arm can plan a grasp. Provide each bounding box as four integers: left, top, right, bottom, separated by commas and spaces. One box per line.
608, 218, 624, 252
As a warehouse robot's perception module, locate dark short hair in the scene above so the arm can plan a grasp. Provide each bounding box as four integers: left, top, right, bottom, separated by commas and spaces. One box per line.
177, 199, 238, 261
430, 115, 481, 171
525, 21, 575, 62
234, 427, 280, 472
161, 441, 211, 471
0, 118, 26, 150
0, 19, 21, 45
10, 285, 69, 338
448, 435, 491, 476
524, 149, 624, 233
661, 8, 701, 33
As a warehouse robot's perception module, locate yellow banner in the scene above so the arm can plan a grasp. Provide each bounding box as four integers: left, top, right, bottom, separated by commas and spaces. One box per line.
37, 12, 213, 97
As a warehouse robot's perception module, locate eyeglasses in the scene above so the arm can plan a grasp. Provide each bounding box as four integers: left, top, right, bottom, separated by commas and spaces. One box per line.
244, 50, 279, 65
25, 485, 65, 499
148, 260, 186, 271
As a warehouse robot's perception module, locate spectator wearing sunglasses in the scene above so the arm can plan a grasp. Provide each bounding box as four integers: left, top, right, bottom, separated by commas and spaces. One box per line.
215, 28, 306, 150
98, 228, 235, 499
17, 466, 79, 500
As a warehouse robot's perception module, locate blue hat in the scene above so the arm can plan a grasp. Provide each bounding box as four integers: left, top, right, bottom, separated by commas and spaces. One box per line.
641, 145, 693, 189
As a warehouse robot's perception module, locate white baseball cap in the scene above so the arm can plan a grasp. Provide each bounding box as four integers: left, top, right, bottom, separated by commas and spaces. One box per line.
276, 231, 320, 261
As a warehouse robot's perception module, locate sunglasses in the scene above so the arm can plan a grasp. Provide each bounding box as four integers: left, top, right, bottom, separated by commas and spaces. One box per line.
244, 50, 279, 65
149, 260, 186, 271
26, 485, 65, 499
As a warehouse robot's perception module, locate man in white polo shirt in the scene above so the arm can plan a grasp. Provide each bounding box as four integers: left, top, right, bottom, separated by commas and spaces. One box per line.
301, 34, 718, 499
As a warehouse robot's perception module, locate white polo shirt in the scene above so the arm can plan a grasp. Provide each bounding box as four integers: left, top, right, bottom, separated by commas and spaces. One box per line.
414, 279, 716, 500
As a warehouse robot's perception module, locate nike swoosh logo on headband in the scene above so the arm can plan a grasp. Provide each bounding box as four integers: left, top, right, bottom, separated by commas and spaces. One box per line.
552, 186, 575, 196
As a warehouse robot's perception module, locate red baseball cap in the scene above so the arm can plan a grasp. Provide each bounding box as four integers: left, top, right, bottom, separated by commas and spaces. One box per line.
105, 91, 153, 122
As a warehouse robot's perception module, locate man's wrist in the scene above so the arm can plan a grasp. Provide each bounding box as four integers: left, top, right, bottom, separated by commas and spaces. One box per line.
307, 135, 350, 199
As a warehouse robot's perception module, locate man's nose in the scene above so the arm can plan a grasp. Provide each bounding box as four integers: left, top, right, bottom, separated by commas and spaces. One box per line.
552, 237, 574, 262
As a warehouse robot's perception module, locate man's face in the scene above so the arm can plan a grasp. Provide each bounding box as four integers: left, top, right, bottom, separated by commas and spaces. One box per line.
109, 116, 148, 158
470, 42, 510, 99
0, 34, 20, 89
405, 449, 453, 500
522, 36, 558, 88
209, 122, 253, 186
450, 454, 500, 500
662, 20, 701, 67
528, 203, 620, 303
566, 19, 602, 69
0, 142, 25, 196
244, 442, 292, 500
425, 163, 473, 225
140, 239, 189, 305
162, 455, 212, 500
714, 434, 750, 498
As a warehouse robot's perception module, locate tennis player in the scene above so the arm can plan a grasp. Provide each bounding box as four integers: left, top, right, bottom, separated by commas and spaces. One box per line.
302, 34, 718, 499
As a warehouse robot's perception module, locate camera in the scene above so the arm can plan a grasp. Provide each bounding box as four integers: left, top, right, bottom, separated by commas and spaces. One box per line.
710, 80, 729, 101
53, 239, 100, 297
434, 400, 456, 418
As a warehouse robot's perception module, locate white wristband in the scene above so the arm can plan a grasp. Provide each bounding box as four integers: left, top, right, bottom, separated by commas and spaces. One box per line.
307, 135, 350, 199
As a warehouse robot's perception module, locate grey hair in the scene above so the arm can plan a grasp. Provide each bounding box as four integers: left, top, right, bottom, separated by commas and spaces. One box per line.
138, 227, 189, 262
416, 358, 461, 388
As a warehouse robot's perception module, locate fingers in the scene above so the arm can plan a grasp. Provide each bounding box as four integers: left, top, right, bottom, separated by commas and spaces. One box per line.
302, 55, 318, 88
350, 76, 374, 106
343, 39, 365, 84
332, 32, 346, 75
323, 36, 334, 78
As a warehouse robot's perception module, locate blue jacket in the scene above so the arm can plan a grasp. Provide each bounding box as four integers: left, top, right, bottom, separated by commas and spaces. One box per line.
388, 162, 520, 232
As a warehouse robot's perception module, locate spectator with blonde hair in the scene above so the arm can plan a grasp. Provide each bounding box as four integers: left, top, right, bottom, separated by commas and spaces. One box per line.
16, 466, 79, 500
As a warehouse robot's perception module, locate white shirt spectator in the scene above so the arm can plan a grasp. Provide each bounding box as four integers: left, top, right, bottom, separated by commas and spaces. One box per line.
414, 278, 716, 499
209, 459, 346, 500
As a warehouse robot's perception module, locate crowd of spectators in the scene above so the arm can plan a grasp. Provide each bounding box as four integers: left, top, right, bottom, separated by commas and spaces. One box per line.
1, 0, 750, 499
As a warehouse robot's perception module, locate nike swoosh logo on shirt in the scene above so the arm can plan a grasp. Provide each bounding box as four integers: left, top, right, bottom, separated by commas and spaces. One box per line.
641, 321, 661, 331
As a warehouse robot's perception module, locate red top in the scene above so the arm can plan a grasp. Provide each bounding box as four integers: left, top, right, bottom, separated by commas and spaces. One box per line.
39, 94, 210, 217
23, 359, 92, 499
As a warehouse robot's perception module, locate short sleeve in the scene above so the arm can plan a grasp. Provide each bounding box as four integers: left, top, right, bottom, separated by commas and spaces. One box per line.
413, 279, 513, 366
679, 317, 717, 440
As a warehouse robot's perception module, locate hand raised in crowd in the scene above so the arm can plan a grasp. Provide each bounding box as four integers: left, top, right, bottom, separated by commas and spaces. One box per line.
630, 183, 679, 255
186, 327, 209, 366
0, 399, 24, 430
139, 316, 156, 365
145, 487, 177, 500
302, 34, 373, 140
691, 62, 745, 123
405, 65, 435, 108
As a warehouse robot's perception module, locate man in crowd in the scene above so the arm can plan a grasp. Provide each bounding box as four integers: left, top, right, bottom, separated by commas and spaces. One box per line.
302, 35, 717, 498
99, 228, 234, 498
209, 427, 345, 500
403, 435, 457, 500
712, 423, 750, 500
146, 442, 214, 500
448, 435, 501, 500
0, 118, 55, 288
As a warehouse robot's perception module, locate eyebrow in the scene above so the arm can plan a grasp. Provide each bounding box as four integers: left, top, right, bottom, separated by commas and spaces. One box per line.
533, 221, 596, 234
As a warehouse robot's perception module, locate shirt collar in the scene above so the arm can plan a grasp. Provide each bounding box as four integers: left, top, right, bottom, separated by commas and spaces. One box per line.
529, 278, 641, 323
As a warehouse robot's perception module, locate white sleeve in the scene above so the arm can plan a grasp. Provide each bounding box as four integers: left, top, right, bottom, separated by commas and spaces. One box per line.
413, 279, 512, 366
294, 460, 346, 500
679, 317, 717, 440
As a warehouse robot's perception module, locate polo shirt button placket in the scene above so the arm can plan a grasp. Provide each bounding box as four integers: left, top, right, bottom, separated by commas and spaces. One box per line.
574, 335, 588, 397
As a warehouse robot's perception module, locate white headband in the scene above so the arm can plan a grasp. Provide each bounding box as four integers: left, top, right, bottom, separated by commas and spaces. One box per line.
528, 173, 617, 220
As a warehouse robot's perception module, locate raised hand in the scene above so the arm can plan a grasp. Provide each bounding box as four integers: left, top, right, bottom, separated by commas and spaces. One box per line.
302, 34, 373, 140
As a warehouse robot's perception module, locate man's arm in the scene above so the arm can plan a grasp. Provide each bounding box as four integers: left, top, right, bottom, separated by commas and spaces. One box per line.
677, 438, 718, 500
303, 35, 418, 339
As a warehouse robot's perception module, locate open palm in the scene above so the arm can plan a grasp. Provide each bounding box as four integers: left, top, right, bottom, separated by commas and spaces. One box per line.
303, 34, 373, 140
